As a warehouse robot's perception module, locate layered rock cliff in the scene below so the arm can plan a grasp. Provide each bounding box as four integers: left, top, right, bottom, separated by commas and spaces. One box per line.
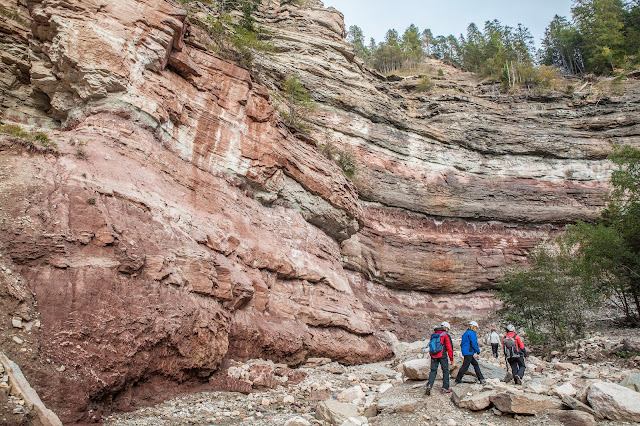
0, 0, 637, 422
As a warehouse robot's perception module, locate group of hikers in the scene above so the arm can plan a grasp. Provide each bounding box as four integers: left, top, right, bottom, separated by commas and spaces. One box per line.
424, 321, 528, 395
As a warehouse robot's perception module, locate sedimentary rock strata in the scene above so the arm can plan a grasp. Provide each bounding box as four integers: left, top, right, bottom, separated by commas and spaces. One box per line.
0, 0, 637, 422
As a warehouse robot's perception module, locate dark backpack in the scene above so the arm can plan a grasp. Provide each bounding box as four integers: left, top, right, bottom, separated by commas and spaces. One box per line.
504, 334, 521, 359
428, 332, 446, 355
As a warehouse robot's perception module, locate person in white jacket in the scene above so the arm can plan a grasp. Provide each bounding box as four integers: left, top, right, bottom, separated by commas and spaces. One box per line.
487, 328, 500, 358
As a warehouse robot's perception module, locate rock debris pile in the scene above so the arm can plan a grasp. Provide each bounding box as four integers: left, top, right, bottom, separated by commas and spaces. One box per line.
105, 332, 640, 425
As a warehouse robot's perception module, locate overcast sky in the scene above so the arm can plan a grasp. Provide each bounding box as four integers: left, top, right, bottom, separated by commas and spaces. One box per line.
321, 0, 574, 48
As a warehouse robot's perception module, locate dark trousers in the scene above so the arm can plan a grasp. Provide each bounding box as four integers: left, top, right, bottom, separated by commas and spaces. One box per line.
427, 356, 450, 390
491, 343, 499, 358
455, 355, 485, 383
508, 356, 526, 379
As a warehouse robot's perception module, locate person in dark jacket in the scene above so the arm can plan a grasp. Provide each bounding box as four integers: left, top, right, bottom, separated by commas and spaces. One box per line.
503, 324, 528, 385
425, 321, 454, 395
454, 321, 486, 384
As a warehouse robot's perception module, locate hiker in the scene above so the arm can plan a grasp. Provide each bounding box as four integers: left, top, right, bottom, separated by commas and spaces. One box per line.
455, 321, 486, 385
503, 324, 528, 385
425, 321, 454, 395
487, 328, 500, 358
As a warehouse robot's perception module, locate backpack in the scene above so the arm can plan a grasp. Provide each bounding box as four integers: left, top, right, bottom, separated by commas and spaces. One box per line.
504, 334, 521, 359
428, 332, 446, 355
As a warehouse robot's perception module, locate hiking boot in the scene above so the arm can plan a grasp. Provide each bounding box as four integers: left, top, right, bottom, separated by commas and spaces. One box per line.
442, 388, 452, 394
514, 375, 522, 385
424, 386, 431, 396
479, 380, 487, 385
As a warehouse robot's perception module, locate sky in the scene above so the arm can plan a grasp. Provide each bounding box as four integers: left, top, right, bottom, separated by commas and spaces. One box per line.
321, 0, 574, 48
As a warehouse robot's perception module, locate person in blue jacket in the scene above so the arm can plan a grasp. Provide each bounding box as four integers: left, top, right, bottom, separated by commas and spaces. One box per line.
454, 320, 486, 384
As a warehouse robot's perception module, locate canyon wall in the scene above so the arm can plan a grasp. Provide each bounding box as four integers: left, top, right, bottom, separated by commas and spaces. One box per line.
0, 0, 637, 422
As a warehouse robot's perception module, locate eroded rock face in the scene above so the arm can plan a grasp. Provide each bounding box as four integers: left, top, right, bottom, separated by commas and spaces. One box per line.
0, 0, 381, 421
252, 1, 640, 294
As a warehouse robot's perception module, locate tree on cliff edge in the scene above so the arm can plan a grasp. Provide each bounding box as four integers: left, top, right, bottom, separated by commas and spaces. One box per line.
282, 75, 314, 131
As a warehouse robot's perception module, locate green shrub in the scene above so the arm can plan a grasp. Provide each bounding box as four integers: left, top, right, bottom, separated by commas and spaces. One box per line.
498, 246, 599, 346
281, 75, 315, 132
566, 84, 575, 96
197, 3, 273, 69
438, 68, 444, 76
615, 350, 640, 359
0, 124, 58, 152
500, 145, 640, 341
337, 149, 356, 178
34, 132, 56, 147
0, 124, 30, 139
320, 140, 357, 179
415, 76, 434, 92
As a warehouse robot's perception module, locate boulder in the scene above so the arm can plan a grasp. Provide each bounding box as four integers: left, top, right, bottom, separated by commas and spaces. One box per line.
378, 383, 393, 393
451, 384, 476, 407
377, 382, 427, 414
560, 395, 602, 420
467, 361, 506, 381
554, 363, 580, 372
546, 409, 597, 426
284, 416, 312, 426
248, 362, 277, 389
337, 386, 366, 404
315, 400, 360, 426
400, 359, 430, 380
363, 404, 377, 418
490, 391, 563, 415
587, 381, 640, 422
305, 358, 332, 367
340, 417, 369, 426
552, 382, 577, 398
524, 378, 550, 394
454, 390, 498, 411
0, 352, 63, 426
620, 372, 640, 392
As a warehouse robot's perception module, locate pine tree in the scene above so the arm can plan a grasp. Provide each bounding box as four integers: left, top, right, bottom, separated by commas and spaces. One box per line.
572, 0, 626, 72
539, 15, 585, 75
402, 24, 423, 68
347, 25, 370, 61
422, 28, 433, 56
282, 76, 314, 129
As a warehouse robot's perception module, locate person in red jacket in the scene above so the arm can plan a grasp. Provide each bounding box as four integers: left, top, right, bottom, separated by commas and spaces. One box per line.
425, 321, 454, 395
503, 324, 529, 385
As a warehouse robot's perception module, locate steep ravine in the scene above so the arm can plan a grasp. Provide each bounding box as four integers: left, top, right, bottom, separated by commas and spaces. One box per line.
0, 0, 637, 422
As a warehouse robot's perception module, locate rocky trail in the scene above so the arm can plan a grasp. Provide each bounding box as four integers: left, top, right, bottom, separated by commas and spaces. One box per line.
95, 330, 640, 425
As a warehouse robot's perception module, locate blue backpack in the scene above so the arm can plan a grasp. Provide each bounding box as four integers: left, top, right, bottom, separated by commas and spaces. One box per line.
428, 332, 446, 355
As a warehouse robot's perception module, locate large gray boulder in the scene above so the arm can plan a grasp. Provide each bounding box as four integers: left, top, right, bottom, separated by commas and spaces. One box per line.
490, 391, 563, 415
400, 359, 431, 380
620, 372, 640, 392
546, 409, 597, 426
560, 395, 602, 420
315, 400, 360, 425
377, 382, 427, 414
587, 381, 640, 422
465, 361, 506, 381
